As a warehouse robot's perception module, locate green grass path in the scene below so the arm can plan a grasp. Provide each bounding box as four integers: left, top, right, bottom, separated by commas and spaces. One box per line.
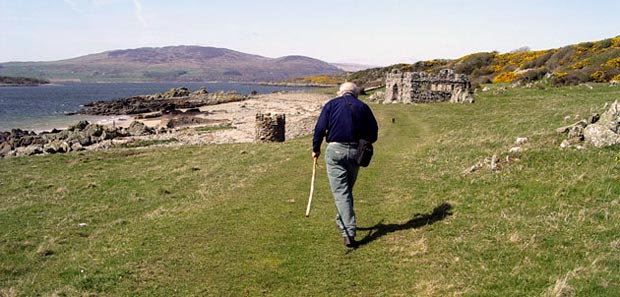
2, 85, 620, 296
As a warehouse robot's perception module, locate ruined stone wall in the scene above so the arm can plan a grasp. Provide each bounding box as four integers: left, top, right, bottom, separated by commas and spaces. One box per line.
385, 69, 473, 104
255, 112, 285, 143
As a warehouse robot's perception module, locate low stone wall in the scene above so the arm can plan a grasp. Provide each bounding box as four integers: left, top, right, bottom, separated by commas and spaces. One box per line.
255, 112, 285, 143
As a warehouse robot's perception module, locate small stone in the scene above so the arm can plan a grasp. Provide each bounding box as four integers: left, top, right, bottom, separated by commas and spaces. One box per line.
508, 147, 522, 153
490, 154, 499, 172
515, 137, 528, 145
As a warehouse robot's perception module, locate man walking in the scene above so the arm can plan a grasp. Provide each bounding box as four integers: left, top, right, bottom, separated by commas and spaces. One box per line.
312, 82, 378, 248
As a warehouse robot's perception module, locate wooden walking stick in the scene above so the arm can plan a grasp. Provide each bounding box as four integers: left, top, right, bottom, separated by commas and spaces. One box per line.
305, 157, 318, 217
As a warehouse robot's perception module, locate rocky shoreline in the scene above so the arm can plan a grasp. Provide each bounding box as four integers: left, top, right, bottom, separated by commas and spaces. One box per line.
71, 87, 248, 116
0, 120, 158, 158
1, 89, 331, 158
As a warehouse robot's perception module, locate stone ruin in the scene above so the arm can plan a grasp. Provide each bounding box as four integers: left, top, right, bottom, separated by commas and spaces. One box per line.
255, 112, 285, 143
384, 69, 473, 104
557, 100, 620, 148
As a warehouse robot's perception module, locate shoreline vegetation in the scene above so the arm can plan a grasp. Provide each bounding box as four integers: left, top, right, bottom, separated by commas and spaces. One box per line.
0, 75, 50, 86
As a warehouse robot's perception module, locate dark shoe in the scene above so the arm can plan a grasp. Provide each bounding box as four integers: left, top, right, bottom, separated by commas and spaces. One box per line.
343, 236, 359, 248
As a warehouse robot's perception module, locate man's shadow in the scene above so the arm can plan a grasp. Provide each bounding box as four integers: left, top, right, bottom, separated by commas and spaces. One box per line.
356, 202, 453, 247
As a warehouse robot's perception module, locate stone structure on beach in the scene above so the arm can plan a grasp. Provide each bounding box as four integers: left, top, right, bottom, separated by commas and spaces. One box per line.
384, 69, 473, 104
255, 112, 285, 143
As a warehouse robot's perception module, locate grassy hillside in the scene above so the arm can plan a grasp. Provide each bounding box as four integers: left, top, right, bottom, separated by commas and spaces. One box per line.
318, 36, 620, 89
2, 85, 620, 295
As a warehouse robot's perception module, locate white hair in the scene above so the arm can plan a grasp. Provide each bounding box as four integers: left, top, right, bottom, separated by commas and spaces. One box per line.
338, 82, 359, 97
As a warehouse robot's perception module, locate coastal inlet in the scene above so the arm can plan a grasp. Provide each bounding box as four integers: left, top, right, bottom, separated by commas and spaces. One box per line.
0, 87, 330, 158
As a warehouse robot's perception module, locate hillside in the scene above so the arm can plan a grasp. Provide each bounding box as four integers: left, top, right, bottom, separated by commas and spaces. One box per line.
299, 36, 620, 89
0, 46, 342, 83
2, 85, 620, 295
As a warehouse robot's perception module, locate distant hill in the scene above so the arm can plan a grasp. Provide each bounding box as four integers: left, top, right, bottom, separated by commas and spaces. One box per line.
337, 36, 620, 89
0, 46, 343, 83
331, 63, 379, 72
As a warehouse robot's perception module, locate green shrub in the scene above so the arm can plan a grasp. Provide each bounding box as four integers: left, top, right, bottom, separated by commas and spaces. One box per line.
471, 75, 493, 86
410, 59, 450, 72
546, 46, 574, 68
522, 51, 554, 69
517, 68, 549, 83
552, 69, 590, 85
597, 38, 614, 49
471, 66, 495, 76
603, 68, 620, 81
453, 52, 496, 75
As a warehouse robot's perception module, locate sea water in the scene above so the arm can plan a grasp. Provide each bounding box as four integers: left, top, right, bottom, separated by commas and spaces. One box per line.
0, 82, 309, 132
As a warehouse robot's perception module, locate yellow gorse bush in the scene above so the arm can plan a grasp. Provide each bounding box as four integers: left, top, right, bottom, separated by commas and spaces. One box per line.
571, 58, 591, 70
493, 72, 518, 83
590, 70, 607, 83
518, 50, 552, 67
489, 50, 553, 72
302, 75, 340, 84
568, 37, 620, 65
602, 57, 620, 68
492, 64, 505, 72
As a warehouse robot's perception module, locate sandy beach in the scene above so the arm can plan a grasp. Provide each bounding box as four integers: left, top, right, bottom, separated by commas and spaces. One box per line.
103, 91, 331, 146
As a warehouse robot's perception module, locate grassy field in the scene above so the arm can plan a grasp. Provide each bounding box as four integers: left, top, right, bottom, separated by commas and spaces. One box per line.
2, 84, 620, 296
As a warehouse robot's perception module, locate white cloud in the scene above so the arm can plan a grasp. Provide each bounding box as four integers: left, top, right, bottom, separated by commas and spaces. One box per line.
133, 0, 147, 29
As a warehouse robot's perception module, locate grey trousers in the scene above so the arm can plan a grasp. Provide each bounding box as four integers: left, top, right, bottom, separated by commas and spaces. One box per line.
325, 142, 360, 238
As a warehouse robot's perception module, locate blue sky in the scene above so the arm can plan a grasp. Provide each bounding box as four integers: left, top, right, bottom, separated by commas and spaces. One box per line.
1, 0, 618, 65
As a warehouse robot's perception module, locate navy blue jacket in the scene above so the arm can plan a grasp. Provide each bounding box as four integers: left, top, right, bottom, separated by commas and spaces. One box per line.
313, 93, 378, 153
